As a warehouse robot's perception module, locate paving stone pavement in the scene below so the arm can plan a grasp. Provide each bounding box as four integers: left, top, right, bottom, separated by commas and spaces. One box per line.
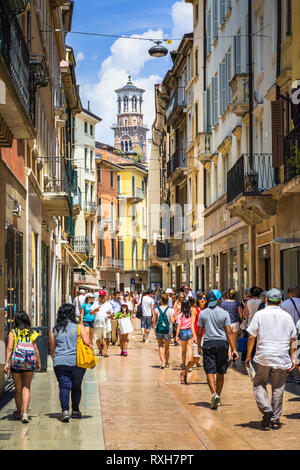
0, 319, 300, 450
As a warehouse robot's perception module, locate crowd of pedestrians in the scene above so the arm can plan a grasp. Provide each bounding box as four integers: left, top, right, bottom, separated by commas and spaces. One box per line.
3, 283, 300, 431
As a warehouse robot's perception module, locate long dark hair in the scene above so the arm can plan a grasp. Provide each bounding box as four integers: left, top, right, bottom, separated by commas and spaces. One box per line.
181, 299, 191, 318
13, 311, 33, 334
54, 303, 77, 333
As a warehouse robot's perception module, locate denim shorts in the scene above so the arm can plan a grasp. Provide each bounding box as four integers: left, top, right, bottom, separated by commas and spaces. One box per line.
141, 316, 152, 330
83, 320, 94, 329
155, 331, 172, 341
179, 328, 192, 341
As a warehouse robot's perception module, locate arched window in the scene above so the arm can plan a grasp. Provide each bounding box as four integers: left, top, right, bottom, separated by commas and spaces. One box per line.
132, 96, 137, 112
124, 96, 129, 112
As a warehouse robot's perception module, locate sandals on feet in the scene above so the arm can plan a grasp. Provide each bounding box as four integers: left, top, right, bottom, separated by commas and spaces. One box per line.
180, 372, 187, 384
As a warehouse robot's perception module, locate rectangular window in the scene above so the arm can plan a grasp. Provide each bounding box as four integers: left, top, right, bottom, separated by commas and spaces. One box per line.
97, 165, 101, 183
227, 0, 231, 10
195, 102, 198, 136
111, 239, 115, 261
98, 239, 103, 265
219, 61, 226, 115
132, 176, 135, 196
90, 150, 93, 170
85, 182, 88, 201
234, 33, 241, 74
206, 10, 211, 55
220, 0, 226, 24
90, 124, 93, 136
97, 197, 102, 224
110, 171, 114, 188
84, 148, 88, 168
212, 75, 218, 125
195, 49, 199, 76
117, 174, 121, 194
84, 121, 88, 133
213, 0, 218, 40
225, 51, 232, 107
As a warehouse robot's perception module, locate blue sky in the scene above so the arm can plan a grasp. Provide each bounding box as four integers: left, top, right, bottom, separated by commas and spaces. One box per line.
67, 0, 193, 148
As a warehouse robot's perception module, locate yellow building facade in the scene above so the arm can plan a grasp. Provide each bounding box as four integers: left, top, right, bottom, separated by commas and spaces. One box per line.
118, 161, 148, 292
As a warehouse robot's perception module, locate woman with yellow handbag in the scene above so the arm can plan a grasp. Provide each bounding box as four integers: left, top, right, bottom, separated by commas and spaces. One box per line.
50, 303, 97, 423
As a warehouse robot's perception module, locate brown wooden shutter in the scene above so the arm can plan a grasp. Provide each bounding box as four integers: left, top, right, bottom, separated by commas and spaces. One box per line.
271, 100, 284, 167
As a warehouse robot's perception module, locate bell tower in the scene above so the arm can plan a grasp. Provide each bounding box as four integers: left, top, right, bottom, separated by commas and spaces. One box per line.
112, 75, 149, 161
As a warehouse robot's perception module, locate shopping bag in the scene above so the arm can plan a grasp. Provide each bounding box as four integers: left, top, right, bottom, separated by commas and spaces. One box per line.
119, 316, 133, 335
193, 342, 200, 358
77, 325, 98, 369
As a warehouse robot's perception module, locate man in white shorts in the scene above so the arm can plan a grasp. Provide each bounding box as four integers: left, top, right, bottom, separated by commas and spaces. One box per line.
91, 290, 114, 357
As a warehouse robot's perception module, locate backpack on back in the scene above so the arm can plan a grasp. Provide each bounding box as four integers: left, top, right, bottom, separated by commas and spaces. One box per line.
10, 329, 37, 372
156, 307, 170, 335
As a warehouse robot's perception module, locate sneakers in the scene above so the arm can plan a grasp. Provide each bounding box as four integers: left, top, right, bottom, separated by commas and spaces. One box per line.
145, 339, 149, 344
210, 393, 221, 410
61, 410, 70, 422
261, 411, 273, 431
72, 410, 82, 419
123, 351, 128, 356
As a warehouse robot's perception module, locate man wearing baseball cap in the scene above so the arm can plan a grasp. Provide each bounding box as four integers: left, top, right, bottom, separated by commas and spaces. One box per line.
91, 290, 114, 357
197, 289, 238, 410
246, 288, 297, 430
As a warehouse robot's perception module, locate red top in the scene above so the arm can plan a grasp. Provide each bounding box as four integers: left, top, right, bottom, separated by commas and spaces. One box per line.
193, 307, 204, 337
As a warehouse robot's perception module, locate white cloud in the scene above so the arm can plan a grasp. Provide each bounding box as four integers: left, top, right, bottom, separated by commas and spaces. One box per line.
171, 1, 193, 48
76, 1, 193, 156
76, 51, 85, 62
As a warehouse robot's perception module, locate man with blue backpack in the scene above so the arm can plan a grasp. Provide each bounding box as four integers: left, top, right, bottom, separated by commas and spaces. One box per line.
153, 293, 175, 369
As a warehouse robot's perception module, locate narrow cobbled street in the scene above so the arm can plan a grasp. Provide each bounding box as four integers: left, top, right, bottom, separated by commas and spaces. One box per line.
0, 320, 299, 451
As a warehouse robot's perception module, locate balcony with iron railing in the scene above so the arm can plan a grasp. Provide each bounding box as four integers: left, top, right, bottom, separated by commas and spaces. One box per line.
118, 187, 145, 203
0, 0, 35, 144
42, 157, 72, 216
166, 87, 187, 124
226, 153, 277, 224
72, 236, 90, 255
84, 201, 97, 215
98, 257, 124, 270
167, 149, 187, 180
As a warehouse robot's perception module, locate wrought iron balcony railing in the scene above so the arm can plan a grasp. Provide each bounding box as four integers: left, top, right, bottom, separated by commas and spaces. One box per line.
99, 257, 124, 270
167, 149, 187, 178
166, 87, 187, 123
84, 201, 97, 213
72, 236, 90, 254
284, 127, 300, 183
0, 0, 34, 123
227, 153, 276, 204
43, 156, 71, 196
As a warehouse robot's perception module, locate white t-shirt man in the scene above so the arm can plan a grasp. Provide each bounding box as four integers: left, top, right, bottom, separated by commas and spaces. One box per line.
246, 305, 297, 369
142, 295, 154, 317
91, 301, 113, 330
74, 294, 86, 317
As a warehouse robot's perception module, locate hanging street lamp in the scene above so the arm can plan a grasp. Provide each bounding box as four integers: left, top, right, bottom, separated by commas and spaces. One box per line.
148, 40, 168, 58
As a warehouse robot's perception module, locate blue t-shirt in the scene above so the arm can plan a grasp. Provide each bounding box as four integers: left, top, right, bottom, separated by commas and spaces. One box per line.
220, 300, 241, 324
82, 302, 95, 322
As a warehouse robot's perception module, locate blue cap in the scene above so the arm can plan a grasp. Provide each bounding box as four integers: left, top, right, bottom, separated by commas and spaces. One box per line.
208, 289, 222, 307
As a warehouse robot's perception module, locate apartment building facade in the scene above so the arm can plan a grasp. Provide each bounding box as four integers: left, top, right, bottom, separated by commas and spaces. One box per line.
0, 0, 81, 393
72, 107, 101, 293
95, 144, 123, 293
